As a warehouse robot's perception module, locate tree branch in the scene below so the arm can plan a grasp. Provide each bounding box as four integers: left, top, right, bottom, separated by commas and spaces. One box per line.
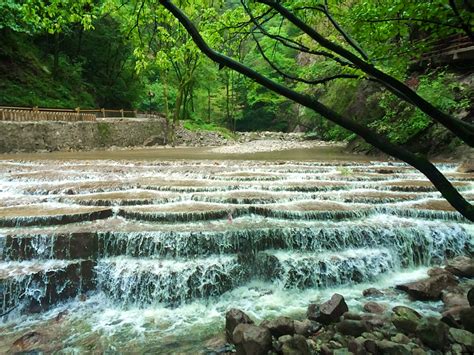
158, 0, 474, 221
256, 0, 474, 147
449, 0, 474, 42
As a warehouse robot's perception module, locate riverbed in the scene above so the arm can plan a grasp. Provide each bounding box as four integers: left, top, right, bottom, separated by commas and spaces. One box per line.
0, 145, 472, 353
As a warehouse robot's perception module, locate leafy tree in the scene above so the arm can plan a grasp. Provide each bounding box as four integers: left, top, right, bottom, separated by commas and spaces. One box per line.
156, 0, 474, 220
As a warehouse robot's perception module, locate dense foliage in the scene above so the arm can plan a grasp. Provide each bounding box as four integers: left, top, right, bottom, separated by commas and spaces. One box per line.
1, 0, 472, 144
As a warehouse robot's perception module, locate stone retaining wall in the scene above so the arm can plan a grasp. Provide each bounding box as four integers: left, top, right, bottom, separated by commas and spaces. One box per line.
0, 119, 165, 153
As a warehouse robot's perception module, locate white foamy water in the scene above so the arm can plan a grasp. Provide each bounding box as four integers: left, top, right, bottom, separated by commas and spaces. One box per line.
0, 157, 472, 353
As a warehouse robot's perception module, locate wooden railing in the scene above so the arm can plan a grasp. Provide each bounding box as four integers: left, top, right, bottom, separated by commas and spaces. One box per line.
0, 106, 138, 122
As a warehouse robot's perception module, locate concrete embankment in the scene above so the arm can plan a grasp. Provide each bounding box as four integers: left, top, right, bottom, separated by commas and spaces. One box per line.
0, 119, 166, 153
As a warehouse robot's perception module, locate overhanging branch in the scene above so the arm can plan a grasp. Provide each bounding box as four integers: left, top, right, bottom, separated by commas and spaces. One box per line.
256, 0, 474, 147
158, 0, 474, 221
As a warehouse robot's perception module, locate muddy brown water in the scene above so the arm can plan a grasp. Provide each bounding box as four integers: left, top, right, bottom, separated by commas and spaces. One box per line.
0, 146, 373, 162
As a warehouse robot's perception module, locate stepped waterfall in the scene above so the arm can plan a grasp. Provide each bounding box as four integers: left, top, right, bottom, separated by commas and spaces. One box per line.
0, 159, 472, 352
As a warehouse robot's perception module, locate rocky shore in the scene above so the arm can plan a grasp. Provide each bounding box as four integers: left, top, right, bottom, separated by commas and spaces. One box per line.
208, 256, 474, 354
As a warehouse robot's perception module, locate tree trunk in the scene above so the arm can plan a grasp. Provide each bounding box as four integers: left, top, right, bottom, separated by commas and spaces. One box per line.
53, 32, 60, 78
207, 87, 211, 123
172, 83, 185, 147
162, 71, 171, 145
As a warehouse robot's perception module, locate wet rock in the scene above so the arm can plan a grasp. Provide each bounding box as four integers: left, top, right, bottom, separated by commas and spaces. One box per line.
54, 310, 68, 322
448, 327, 474, 351
363, 287, 384, 297
281, 334, 310, 355
428, 267, 451, 277
415, 317, 449, 350
143, 135, 164, 146
391, 333, 410, 344
442, 286, 469, 309
335, 320, 369, 337
332, 348, 351, 355
469, 287, 474, 306
391, 306, 422, 334
342, 312, 362, 320
347, 337, 365, 355
376, 340, 411, 355
294, 319, 320, 336
225, 308, 254, 343
458, 161, 474, 173
450, 343, 464, 354
446, 256, 474, 278
320, 344, 333, 355
307, 293, 348, 325
260, 316, 295, 337
396, 273, 458, 300
232, 324, 272, 355
364, 301, 386, 314
12, 332, 44, 351
278, 335, 293, 344
459, 307, 474, 332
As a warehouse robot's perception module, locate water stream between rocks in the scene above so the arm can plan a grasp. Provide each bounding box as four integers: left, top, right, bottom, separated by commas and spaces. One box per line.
0, 147, 472, 353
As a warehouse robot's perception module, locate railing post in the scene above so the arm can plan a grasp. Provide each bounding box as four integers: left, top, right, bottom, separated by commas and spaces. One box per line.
101, 108, 106, 118
120, 109, 124, 118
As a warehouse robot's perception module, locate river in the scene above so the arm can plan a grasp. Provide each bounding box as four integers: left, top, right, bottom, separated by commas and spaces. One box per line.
0, 145, 472, 353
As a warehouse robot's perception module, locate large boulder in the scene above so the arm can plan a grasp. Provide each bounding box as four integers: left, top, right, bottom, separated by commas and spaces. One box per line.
307, 293, 348, 325
362, 288, 384, 297
294, 319, 320, 336
233, 324, 272, 355
364, 301, 386, 314
448, 327, 474, 352
281, 334, 311, 355
416, 317, 449, 351
396, 273, 458, 300
225, 308, 254, 343
391, 306, 422, 335
375, 340, 411, 355
445, 256, 474, 278
460, 307, 474, 332
442, 286, 469, 309
458, 161, 474, 173
260, 316, 295, 338
335, 319, 369, 337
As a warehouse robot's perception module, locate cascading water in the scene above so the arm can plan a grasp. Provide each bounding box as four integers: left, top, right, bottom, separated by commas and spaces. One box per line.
0, 158, 472, 353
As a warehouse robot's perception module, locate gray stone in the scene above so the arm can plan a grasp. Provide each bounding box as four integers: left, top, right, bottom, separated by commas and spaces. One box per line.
307, 294, 348, 325
391, 306, 422, 334
335, 320, 368, 337
225, 308, 254, 343
446, 256, 474, 278
281, 334, 310, 355
450, 343, 464, 354
261, 316, 295, 337
363, 287, 384, 297
396, 273, 459, 300
391, 333, 410, 344
294, 319, 320, 336
278, 335, 293, 344
416, 317, 449, 350
448, 327, 474, 351
468, 287, 474, 306
232, 323, 272, 355
364, 301, 386, 314
347, 338, 365, 355
460, 306, 474, 332
376, 340, 411, 355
